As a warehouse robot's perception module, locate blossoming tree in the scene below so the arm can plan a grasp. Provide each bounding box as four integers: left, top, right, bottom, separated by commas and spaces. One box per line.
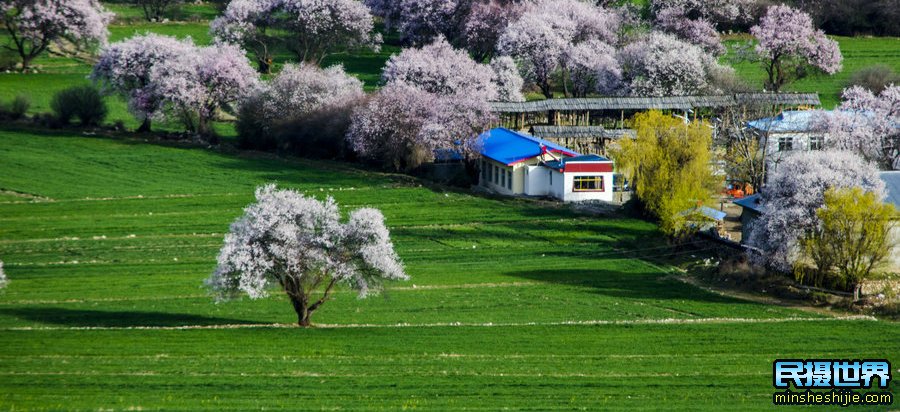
211, 0, 381, 70
619, 32, 728, 96
91, 34, 196, 132
208, 185, 407, 327
746, 150, 885, 272
816, 85, 900, 169
0, 0, 112, 71
382, 37, 498, 101
150, 43, 259, 135
0, 260, 7, 289
749, 4, 842, 92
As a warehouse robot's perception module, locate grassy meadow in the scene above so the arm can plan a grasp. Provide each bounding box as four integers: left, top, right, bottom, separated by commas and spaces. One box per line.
0, 2, 899, 410
0, 127, 898, 409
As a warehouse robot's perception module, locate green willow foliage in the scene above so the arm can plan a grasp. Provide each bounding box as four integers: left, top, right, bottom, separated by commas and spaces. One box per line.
798, 186, 897, 299
612, 110, 719, 237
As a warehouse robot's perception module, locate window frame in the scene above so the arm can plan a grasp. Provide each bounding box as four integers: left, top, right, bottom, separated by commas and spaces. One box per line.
778, 136, 794, 152
572, 175, 604, 192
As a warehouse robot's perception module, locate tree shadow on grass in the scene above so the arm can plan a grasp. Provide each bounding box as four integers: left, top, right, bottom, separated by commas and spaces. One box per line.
0, 307, 258, 328
507, 269, 748, 305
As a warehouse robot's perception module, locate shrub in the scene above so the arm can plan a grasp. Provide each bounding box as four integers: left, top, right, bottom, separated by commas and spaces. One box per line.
50, 86, 108, 126
847, 64, 899, 94
10, 95, 30, 120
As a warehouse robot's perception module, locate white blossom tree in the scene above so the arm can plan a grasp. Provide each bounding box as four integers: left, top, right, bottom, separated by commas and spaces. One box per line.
0, 0, 112, 71
0, 260, 7, 289
564, 39, 622, 97
463, 0, 525, 61
816, 85, 900, 169
746, 150, 886, 272
91, 34, 197, 132
208, 184, 407, 327
619, 31, 728, 96
749, 4, 842, 92
347, 83, 494, 171
497, 0, 620, 98
490, 55, 525, 102
382, 36, 497, 101
150, 43, 259, 135
211, 0, 381, 68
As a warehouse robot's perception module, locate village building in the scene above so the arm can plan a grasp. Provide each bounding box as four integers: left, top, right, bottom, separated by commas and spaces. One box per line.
477, 128, 616, 202
747, 110, 827, 171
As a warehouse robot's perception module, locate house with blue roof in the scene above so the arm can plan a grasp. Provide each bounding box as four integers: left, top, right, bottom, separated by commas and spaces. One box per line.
747, 110, 828, 171
477, 128, 616, 202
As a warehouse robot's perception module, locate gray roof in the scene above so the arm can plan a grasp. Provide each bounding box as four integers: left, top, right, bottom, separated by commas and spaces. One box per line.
491, 93, 821, 113
881, 171, 900, 209
530, 125, 637, 139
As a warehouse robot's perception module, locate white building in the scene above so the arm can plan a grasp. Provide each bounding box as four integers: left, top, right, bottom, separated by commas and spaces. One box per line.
477, 128, 615, 202
747, 110, 826, 171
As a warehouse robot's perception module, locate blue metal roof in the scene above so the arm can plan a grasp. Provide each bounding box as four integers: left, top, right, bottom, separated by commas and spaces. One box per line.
478, 128, 579, 165
747, 110, 824, 133
543, 154, 611, 170
733, 193, 765, 214
881, 171, 900, 209
680, 205, 727, 221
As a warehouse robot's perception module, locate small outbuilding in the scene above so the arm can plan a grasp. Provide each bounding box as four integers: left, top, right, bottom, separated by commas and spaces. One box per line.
477, 128, 615, 202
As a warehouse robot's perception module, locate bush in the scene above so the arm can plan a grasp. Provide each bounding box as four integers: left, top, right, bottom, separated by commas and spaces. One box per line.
50, 86, 108, 126
273, 102, 360, 159
847, 65, 899, 94
10, 95, 30, 120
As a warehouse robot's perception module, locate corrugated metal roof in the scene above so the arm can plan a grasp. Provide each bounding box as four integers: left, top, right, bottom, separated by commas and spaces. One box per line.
747, 110, 826, 133
478, 128, 579, 165
880, 171, 900, 210
490, 93, 821, 113
733, 194, 765, 214
530, 126, 637, 139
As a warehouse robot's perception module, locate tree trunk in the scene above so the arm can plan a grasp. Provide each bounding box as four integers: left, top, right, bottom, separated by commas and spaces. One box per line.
853, 284, 861, 302
291, 295, 312, 327
20, 55, 32, 72
137, 118, 152, 133
257, 57, 272, 75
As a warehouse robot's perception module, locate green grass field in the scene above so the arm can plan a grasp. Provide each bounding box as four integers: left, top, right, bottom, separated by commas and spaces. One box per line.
725, 35, 900, 107
0, 127, 897, 410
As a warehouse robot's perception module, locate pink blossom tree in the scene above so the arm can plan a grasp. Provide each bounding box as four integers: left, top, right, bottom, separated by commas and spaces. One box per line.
619, 32, 726, 96
746, 150, 885, 272
253, 63, 363, 123
0, 0, 112, 71
150, 43, 259, 136
210, 0, 280, 73
382, 36, 497, 101
490, 55, 524, 102
208, 184, 407, 327
649, 0, 756, 27
564, 39, 622, 97
395, 0, 469, 46
749, 4, 842, 92
497, 0, 620, 98
816, 85, 900, 169
211, 0, 381, 68
347, 83, 494, 171
91, 34, 197, 132
463, 0, 525, 61
654, 7, 724, 56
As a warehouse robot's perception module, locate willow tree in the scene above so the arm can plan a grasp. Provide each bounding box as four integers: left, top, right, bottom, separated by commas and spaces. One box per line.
799, 187, 897, 300
612, 111, 719, 236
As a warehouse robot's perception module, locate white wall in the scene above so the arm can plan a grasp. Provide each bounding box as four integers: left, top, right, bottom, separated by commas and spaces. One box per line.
524, 166, 549, 196
549, 170, 564, 199
561, 172, 615, 202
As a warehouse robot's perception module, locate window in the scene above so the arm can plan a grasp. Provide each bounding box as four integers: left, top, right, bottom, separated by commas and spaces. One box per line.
494, 165, 499, 184
549, 172, 552, 185
480, 160, 486, 179
501, 168, 506, 187
507, 170, 512, 190
809, 135, 825, 151
573, 176, 604, 192
778, 136, 793, 152
486, 162, 492, 183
